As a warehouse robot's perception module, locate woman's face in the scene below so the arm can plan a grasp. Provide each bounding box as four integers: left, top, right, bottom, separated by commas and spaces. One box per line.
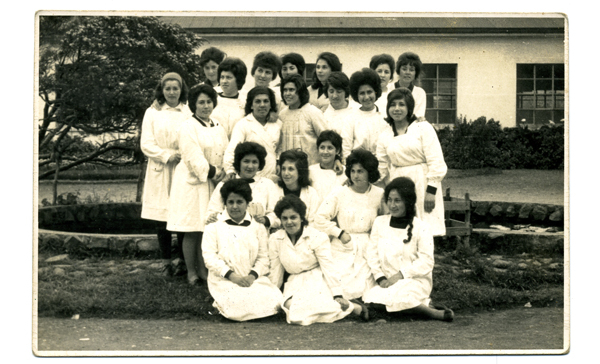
280, 160, 299, 190
225, 192, 248, 223
398, 64, 416, 86
281, 208, 302, 236
318, 140, 338, 166
281, 62, 299, 80
163, 80, 181, 107
358, 84, 376, 111
251, 94, 271, 120
203, 60, 219, 85
350, 163, 370, 190
283, 82, 300, 108
195, 93, 214, 120
219, 71, 238, 96
375, 63, 392, 87
388, 98, 409, 123
387, 189, 406, 218
327, 86, 347, 110
316, 59, 332, 83
239, 154, 260, 179
254, 66, 274, 87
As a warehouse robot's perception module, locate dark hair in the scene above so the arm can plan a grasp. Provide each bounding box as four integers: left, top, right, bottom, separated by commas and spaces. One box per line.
324, 71, 350, 99
349, 68, 382, 104
280, 74, 310, 108
279, 53, 306, 80
154, 76, 189, 106
233, 142, 267, 174
218, 57, 247, 90
200, 47, 227, 67
311, 52, 342, 90
277, 149, 310, 189
345, 149, 380, 184
244, 86, 278, 116
369, 54, 395, 77
316, 130, 342, 155
251, 51, 282, 77
384, 177, 417, 243
220, 178, 253, 205
384, 88, 417, 127
396, 52, 422, 80
273, 195, 308, 227
188, 84, 218, 114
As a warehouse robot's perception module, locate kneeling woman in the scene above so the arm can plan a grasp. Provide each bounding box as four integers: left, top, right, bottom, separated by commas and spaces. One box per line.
202, 179, 283, 321
363, 177, 453, 322
269, 196, 369, 325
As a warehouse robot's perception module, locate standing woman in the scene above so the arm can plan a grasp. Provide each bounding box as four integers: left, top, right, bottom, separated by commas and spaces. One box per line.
314, 149, 384, 301
199, 47, 227, 92
394, 52, 426, 121
309, 52, 342, 112
167, 84, 229, 285
369, 54, 395, 113
308, 130, 347, 201
363, 177, 453, 322
376, 88, 447, 236
211, 57, 248, 138
140, 72, 191, 276
278, 53, 306, 86
322, 71, 356, 159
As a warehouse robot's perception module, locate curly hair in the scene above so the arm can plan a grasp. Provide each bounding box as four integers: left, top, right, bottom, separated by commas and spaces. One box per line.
220, 178, 253, 204
396, 52, 423, 80
251, 51, 282, 77
349, 68, 382, 104
277, 149, 310, 189
233, 142, 267, 174
280, 74, 309, 108
316, 130, 343, 155
273, 195, 308, 227
345, 149, 380, 184
188, 84, 218, 114
384, 88, 417, 127
279, 53, 306, 80
218, 57, 247, 91
200, 47, 227, 67
244, 86, 278, 116
384, 177, 417, 243
325, 71, 350, 99
369, 54, 395, 77
154, 73, 189, 106
311, 52, 342, 90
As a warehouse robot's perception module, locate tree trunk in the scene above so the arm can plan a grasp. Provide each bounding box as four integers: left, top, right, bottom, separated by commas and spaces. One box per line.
136, 159, 147, 202
52, 158, 60, 205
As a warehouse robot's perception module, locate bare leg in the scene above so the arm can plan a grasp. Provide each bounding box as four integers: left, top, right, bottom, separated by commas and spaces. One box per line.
182, 232, 200, 282
283, 298, 292, 310
405, 303, 452, 321
196, 232, 208, 281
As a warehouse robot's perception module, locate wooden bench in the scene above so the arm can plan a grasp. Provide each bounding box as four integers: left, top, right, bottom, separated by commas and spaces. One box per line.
443, 188, 472, 248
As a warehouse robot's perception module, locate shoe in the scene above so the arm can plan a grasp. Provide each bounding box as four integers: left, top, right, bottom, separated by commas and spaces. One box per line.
173, 262, 187, 277
350, 299, 370, 322
188, 277, 206, 287
432, 303, 454, 322
160, 264, 174, 277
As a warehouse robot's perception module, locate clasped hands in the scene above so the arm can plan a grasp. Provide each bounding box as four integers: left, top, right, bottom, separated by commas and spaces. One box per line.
379, 271, 404, 288
229, 272, 256, 287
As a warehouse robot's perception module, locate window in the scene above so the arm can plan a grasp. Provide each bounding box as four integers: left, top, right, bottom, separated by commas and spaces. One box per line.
421, 64, 457, 125
304, 63, 316, 87
517, 64, 564, 126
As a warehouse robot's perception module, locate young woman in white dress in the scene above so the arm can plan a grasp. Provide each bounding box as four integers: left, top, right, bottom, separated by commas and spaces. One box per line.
370, 54, 395, 113
268, 196, 370, 325
277, 53, 305, 88
363, 177, 454, 322
167, 84, 228, 285
394, 52, 427, 121
376, 88, 447, 236
199, 47, 226, 92
322, 71, 358, 161
140, 72, 191, 277
202, 179, 283, 321
210, 57, 247, 138
308, 52, 342, 112
244, 51, 282, 116
314, 149, 384, 301
308, 130, 347, 201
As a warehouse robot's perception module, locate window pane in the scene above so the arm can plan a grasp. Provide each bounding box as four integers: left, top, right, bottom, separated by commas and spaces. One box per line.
438, 64, 456, 78
427, 94, 435, 108
305, 64, 316, 86
534, 110, 553, 125
425, 110, 437, 124
437, 95, 453, 109
517, 95, 534, 109
536, 80, 552, 92
517, 64, 535, 78
537, 95, 553, 108
438, 110, 456, 124
438, 80, 455, 94
555, 79, 564, 91
554, 64, 565, 79
553, 109, 564, 123
537, 64, 553, 79
517, 80, 534, 93
421, 65, 437, 79
517, 110, 534, 124
421, 80, 436, 94
556, 95, 564, 108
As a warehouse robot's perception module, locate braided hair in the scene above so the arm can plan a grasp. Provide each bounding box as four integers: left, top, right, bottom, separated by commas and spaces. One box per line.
384, 177, 417, 243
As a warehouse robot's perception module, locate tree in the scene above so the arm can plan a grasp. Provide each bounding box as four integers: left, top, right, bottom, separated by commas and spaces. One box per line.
38, 16, 207, 203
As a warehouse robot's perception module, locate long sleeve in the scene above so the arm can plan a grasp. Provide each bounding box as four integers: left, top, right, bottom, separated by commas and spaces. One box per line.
179, 121, 211, 182
376, 128, 393, 183
314, 189, 343, 238
307, 104, 328, 139
202, 223, 233, 278
366, 217, 386, 281
222, 120, 247, 175
206, 181, 225, 217
304, 186, 322, 226
341, 118, 355, 161
264, 180, 281, 229
251, 224, 271, 277
311, 232, 343, 297
268, 235, 284, 288
413, 86, 427, 119
419, 122, 447, 186
140, 108, 172, 164
400, 222, 435, 280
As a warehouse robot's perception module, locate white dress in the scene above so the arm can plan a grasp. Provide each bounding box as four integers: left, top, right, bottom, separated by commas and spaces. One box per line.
223, 113, 282, 179
211, 93, 245, 139
322, 103, 357, 162
344, 108, 388, 160
268, 226, 353, 325
273, 185, 322, 228
167, 117, 228, 232
363, 215, 434, 312
140, 102, 192, 221
376, 121, 447, 236
308, 164, 347, 201
203, 212, 283, 321
278, 103, 328, 166
308, 87, 330, 112
314, 185, 384, 300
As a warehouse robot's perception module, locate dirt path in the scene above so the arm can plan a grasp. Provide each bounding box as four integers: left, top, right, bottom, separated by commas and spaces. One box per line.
35, 307, 566, 354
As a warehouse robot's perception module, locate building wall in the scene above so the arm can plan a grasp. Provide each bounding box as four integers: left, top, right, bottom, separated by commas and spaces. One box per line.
195, 33, 564, 127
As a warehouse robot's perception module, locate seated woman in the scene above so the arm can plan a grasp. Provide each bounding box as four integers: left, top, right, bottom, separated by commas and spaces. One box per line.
363, 177, 454, 322
202, 179, 283, 321
308, 130, 347, 201
273, 149, 321, 227
211, 57, 248, 138
268, 195, 369, 325
206, 142, 279, 229
314, 149, 384, 301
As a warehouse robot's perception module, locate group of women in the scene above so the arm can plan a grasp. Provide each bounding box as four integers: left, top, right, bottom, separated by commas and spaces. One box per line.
140, 47, 453, 325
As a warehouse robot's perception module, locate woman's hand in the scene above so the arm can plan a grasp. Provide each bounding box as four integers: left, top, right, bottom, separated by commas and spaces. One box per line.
387, 272, 404, 285
254, 215, 266, 225
424, 191, 436, 212
223, 172, 237, 183
212, 167, 226, 184
167, 153, 181, 164
340, 232, 352, 245
240, 275, 256, 287
379, 278, 391, 288
229, 273, 246, 287
206, 212, 219, 225
334, 297, 350, 311
333, 159, 344, 176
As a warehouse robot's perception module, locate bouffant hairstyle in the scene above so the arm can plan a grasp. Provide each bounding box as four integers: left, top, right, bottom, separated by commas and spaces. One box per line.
345, 149, 380, 185
369, 54, 395, 77
154, 73, 189, 106
396, 52, 422, 80
311, 52, 342, 90
325, 71, 350, 99
273, 195, 309, 227
244, 86, 278, 116
279, 53, 306, 79
199, 47, 227, 67
384, 88, 417, 127
316, 130, 343, 155
280, 74, 310, 108
251, 51, 282, 77
277, 149, 310, 189
188, 84, 218, 114
218, 57, 247, 90
220, 178, 253, 204
349, 68, 382, 104
384, 177, 417, 243
233, 142, 267, 174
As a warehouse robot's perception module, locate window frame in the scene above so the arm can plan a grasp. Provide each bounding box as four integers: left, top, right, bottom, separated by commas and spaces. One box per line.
516, 63, 565, 126
420, 63, 457, 125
